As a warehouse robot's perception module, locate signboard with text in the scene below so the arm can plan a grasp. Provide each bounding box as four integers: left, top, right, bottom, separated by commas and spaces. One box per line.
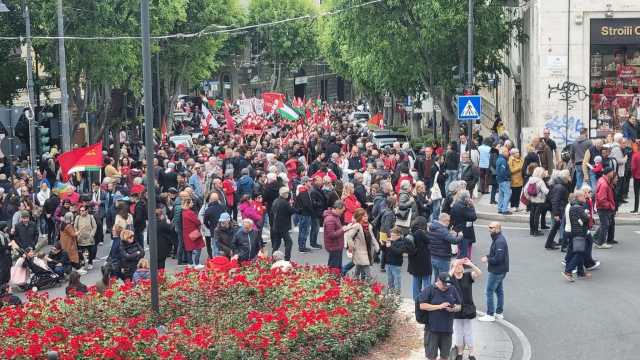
591, 18, 640, 45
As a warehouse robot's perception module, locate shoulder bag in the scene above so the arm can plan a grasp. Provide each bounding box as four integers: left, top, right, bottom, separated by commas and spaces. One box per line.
430, 171, 442, 201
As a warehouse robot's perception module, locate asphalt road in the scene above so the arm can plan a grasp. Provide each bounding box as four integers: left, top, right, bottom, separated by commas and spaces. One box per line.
22, 220, 640, 360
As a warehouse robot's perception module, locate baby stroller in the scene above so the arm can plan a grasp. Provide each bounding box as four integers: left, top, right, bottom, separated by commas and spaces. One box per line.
12, 249, 64, 292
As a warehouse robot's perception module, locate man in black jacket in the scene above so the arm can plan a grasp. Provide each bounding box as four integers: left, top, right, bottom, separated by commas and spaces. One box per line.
309, 177, 327, 249
12, 212, 38, 250
155, 209, 174, 269
449, 190, 477, 259
545, 171, 570, 250
563, 191, 591, 281
479, 222, 509, 322
271, 187, 298, 261
294, 177, 314, 252
132, 191, 147, 247
203, 193, 226, 258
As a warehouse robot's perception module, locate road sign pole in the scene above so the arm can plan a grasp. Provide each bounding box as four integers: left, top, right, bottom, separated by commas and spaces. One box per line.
23, 0, 37, 172
57, 0, 71, 152
467, 0, 474, 148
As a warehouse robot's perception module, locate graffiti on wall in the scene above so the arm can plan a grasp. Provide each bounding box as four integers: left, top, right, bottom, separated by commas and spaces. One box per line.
543, 115, 585, 147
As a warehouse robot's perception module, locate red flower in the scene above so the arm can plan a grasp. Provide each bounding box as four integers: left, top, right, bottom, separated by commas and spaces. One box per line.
371, 282, 384, 295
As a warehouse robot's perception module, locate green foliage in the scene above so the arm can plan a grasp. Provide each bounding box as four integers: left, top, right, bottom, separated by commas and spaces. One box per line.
249, 0, 319, 76
319, 0, 524, 102
0, 5, 24, 106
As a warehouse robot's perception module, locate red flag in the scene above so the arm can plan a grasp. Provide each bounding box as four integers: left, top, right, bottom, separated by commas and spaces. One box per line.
57, 142, 103, 182
369, 113, 383, 127
224, 102, 235, 133
262, 92, 285, 113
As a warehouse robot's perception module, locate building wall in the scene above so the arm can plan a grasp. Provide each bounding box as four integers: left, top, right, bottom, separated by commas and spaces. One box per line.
521, 0, 640, 147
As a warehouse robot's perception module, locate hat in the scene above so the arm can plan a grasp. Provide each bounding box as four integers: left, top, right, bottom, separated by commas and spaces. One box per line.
219, 212, 231, 222
21, 211, 30, 218
437, 272, 453, 285
279, 187, 290, 197
603, 166, 615, 175
167, 187, 178, 194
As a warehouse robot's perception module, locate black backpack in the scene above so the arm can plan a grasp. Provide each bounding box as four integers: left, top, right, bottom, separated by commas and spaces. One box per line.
415, 286, 434, 325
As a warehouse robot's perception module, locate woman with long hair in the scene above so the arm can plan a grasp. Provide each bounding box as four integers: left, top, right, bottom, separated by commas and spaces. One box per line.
450, 258, 482, 360
345, 208, 379, 280
407, 216, 431, 300
181, 198, 205, 266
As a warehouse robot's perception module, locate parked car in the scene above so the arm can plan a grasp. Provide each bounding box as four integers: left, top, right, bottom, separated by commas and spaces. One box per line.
349, 111, 371, 128
371, 130, 410, 149
169, 135, 194, 148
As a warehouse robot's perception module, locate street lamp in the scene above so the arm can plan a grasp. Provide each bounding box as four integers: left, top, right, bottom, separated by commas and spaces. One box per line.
0, 1, 9, 12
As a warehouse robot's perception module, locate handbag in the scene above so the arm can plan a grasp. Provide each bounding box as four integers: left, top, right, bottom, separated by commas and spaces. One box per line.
572, 236, 587, 253
519, 191, 529, 206
188, 229, 202, 241
395, 208, 412, 228
430, 171, 442, 201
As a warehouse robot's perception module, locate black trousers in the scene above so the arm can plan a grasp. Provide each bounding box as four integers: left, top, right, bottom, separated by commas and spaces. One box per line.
78, 245, 97, 265
510, 186, 522, 208
205, 236, 213, 259
271, 231, 293, 261
529, 203, 541, 232
545, 216, 562, 248
539, 203, 549, 228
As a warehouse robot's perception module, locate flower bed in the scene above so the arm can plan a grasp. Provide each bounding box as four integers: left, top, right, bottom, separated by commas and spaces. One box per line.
0, 257, 397, 359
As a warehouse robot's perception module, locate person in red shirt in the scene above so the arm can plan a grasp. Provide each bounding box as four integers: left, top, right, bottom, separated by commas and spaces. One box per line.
222, 171, 237, 220
341, 183, 361, 224
595, 167, 616, 248
181, 197, 205, 266
285, 152, 299, 185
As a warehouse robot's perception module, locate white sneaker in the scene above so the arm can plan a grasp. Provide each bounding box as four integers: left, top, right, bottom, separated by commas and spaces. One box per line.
86, 264, 93, 270
77, 269, 88, 275
495, 313, 504, 320
586, 261, 601, 271
478, 315, 495, 322
194, 264, 205, 270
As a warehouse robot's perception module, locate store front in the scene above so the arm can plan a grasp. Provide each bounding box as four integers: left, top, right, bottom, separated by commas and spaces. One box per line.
590, 18, 640, 137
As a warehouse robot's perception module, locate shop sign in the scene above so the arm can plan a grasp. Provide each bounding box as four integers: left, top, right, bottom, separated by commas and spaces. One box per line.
591, 18, 640, 45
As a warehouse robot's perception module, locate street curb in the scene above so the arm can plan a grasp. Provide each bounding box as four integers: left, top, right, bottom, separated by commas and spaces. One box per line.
475, 210, 638, 226
477, 310, 532, 360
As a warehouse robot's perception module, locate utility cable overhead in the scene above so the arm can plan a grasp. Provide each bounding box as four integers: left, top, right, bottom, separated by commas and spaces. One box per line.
0, 0, 383, 41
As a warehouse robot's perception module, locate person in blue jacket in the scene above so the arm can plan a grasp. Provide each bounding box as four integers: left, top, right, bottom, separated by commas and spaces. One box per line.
495, 146, 512, 215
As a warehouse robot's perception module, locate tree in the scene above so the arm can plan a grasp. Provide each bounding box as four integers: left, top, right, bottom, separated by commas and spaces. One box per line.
248, 0, 319, 90
0, 5, 23, 106
157, 0, 244, 125
319, 0, 525, 138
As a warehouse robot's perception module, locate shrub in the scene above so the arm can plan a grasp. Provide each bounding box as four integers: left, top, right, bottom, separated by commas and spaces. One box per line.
0, 258, 397, 359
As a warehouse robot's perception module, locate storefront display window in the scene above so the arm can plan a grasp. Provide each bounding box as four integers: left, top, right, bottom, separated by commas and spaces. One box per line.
590, 19, 640, 138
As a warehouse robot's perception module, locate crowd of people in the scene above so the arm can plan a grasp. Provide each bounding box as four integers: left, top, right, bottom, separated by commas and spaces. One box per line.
1, 95, 637, 359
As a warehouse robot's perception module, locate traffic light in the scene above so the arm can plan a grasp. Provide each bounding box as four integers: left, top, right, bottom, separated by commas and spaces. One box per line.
37, 126, 50, 153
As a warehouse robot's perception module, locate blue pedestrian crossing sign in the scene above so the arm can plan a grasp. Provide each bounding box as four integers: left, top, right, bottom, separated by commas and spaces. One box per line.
457, 95, 482, 121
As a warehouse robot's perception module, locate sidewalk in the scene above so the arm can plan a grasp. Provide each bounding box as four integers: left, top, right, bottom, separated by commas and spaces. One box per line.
473, 192, 639, 226
398, 299, 515, 360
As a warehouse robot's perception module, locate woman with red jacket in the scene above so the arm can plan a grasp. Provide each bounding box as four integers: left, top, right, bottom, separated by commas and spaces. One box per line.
181, 198, 205, 266
341, 182, 361, 224
631, 141, 640, 213
222, 171, 237, 220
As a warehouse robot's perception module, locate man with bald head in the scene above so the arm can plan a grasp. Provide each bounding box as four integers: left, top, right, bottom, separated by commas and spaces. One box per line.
479, 222, 509, 322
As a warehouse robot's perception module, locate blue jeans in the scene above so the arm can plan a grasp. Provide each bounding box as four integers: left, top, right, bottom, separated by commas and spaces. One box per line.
430, 199, 442, 222
445, 170, 458, 194
485, 272, 506, 316
387, 264, 402, 291
310, 217, 320, 246
498, 181, 512, 213
431, 256, 450, 282
412, 275, 431, 300
342, 260, 355, 276
589, 171, 597, 192
297, 215, 311, 249
575, 168, 584, 189
189, 248, 202, 265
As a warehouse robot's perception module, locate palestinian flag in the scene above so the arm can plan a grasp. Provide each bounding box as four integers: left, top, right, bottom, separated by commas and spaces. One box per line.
315, 96, 322, 107
57, 142, 103, 181
277, 103, 300, 121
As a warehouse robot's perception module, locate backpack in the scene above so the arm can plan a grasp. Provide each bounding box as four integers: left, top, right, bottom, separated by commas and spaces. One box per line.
415, 286, 434, 325
526, 182, 538, 197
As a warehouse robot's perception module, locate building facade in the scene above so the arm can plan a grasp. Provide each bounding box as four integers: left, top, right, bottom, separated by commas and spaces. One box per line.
516, 0, 640, 147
